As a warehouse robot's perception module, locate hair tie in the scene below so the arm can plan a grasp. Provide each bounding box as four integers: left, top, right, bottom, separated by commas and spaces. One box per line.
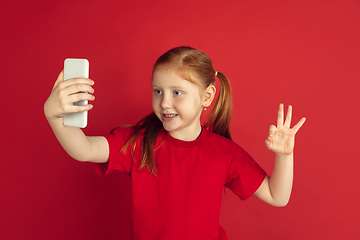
215, 71, 218, 77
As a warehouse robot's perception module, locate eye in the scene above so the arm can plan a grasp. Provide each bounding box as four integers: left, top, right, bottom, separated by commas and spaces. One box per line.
153, 89, 162, 95
173, 90, 183, 96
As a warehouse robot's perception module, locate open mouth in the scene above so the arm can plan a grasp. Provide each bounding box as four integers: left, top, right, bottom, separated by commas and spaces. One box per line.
163, 114, 177, 118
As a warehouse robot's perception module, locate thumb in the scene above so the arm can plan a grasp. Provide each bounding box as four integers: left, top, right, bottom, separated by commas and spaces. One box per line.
53, 70, 64, 90
268, 125, 276, 137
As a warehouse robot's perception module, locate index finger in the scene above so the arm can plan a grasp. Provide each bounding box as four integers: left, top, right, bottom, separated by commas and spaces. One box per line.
57, 76, 95, 90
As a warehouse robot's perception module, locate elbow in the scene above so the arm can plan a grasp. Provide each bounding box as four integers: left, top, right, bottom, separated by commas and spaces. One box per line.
273, 202, 288, 208
75, 156, 95, 163
72, 157, 88, 162
69, 153, 92, 163
71, 153, 107, 163
271, 198, 290, 207
74, 157, 88, 162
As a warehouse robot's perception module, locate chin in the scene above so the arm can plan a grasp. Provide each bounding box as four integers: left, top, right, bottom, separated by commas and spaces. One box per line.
162, 125, 175, 132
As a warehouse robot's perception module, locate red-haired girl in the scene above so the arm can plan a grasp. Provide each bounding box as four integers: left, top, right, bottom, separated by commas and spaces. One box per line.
44, 46, 306, 240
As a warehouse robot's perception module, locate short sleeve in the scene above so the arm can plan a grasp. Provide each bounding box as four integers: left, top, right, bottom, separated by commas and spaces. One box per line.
224, 144, 267, 200
94, 127, 134, 176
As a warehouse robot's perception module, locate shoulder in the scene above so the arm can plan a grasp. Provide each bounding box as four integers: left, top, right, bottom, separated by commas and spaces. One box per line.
203, 129, 251, 157
108, 125, 133, 138
106, 125, 145, 144
203, 129, 236, 147
110, 125, 135, 135
200, 129, 238, 157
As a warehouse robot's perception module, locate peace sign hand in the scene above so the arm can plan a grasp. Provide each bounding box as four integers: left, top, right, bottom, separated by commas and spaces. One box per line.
265, 104, 306, 155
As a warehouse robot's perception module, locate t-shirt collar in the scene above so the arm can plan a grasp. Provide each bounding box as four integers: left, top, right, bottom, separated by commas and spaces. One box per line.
161, 127, 207, 148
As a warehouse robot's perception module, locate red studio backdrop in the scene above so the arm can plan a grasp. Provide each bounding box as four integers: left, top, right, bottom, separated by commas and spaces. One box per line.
1, 0, 359, 239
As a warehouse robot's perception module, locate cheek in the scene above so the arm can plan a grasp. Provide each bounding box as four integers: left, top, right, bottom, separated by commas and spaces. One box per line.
152, 96, 157, 109
189, 95, 202, 107
174, 98, 188, 108
177, 97, 200, 111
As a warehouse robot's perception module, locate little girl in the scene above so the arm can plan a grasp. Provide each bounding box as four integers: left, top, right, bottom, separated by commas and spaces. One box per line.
44, 46, 305, 240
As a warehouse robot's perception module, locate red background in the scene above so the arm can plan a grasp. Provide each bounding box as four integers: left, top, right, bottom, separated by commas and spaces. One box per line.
1, 0, 359, 239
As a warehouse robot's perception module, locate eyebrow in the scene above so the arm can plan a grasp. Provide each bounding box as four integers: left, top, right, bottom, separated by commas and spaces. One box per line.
152, 85, 187, 89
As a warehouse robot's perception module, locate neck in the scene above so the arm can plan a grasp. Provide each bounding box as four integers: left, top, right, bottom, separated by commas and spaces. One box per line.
168, 124, 203, 141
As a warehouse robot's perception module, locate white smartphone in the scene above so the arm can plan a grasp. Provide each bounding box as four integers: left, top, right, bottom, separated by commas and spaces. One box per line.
63, 58, 89, 128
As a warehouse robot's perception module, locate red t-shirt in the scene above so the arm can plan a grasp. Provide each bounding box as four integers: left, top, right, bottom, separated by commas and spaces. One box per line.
95, 127, 266, 240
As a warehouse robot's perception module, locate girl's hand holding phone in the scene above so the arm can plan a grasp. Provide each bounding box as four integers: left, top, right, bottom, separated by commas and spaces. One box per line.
44, 71, 95, 121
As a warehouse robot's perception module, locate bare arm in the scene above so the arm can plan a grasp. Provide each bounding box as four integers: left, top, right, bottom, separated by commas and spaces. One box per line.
254, 104, 306, 207
44, 71, 109, 163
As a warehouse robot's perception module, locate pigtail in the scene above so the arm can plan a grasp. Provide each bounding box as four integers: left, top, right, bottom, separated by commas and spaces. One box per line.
140, 113, 163, 175
121, 112, 162, 175
204, 71, 232, 140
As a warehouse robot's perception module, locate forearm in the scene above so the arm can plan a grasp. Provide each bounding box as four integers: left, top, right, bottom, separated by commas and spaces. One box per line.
269, 153, 294, 206
44, 72, 109, 162
47, 117, 100, 162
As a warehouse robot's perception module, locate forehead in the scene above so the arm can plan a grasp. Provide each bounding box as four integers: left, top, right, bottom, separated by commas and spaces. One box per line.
152, 69, 199, 90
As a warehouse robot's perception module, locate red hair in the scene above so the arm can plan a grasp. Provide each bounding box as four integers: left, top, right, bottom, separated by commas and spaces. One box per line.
121, 46, 232, 175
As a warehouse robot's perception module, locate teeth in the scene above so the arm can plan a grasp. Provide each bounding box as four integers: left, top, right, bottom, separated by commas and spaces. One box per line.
164, 114, 176, 117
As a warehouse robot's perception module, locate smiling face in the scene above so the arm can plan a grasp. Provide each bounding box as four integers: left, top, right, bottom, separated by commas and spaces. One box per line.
152, 68, 214, 141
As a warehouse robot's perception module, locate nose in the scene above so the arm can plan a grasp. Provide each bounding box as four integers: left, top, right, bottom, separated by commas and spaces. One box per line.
160, 94, 171, 109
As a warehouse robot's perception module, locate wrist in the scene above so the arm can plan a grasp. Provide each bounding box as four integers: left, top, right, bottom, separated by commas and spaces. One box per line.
45, 114, 64, 128
275, 152, 293, 160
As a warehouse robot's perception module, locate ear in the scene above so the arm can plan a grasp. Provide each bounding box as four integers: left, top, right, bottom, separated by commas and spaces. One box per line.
202, 85, 216, 107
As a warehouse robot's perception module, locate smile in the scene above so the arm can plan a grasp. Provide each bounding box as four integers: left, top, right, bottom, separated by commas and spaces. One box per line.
163, 114, 177, 118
